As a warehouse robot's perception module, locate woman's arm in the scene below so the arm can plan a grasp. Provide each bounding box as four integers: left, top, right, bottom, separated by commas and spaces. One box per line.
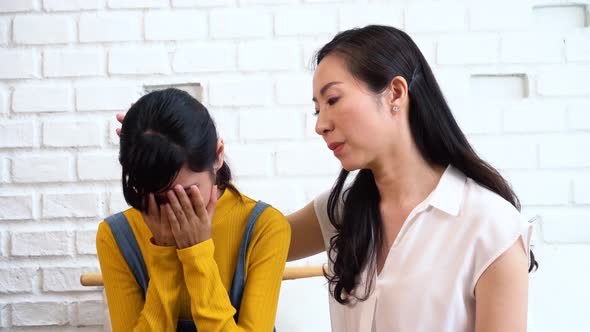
286, 201, 325, 261
474, 239, 529, 332
96, 221, 183, 332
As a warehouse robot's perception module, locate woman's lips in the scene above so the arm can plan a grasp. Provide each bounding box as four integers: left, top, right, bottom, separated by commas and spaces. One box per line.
328, 142, 344, 156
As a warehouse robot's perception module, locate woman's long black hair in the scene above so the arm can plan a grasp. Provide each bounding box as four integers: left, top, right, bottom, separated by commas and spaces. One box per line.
119, 88, 237, 213
316, 25, 538, 305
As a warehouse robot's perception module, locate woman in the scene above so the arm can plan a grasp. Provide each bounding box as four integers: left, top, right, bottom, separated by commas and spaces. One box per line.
288, 25, 537, 331
97, 88, 290, 331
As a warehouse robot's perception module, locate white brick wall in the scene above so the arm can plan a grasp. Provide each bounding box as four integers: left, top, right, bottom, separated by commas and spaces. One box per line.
274, 7, 336, 36
566, 29, 590, 61
500, 32, 564, 64
11, 155, 73, 183
0, 49, 39, 79
109, 45, 170, 75
574, 176, 590, 204
77, 152, 121, 181
0, 1, 589, 331
538, 134, 590, 168
0, 195, 33, 220
76, 83, 140, 111
225, 144, 274, 177
74, 300, 104, 326
339, 5, 404, 31
173, 43, 236, 73
107, 0, 168, 9
13, 15, 76, 45
469, 1, 532, 31
471, 136, 538, 170
145, 10, 207, 41
12, 302, 68, 326
0, 268, 36, 293
42, 193, 101, 218
76, 230, 99, 255
108, 190, 128, 214
503, 100, 567, 133
276, 142, 340, 176
0, 1, 38, 13
11, 231, 71, 257
0, 87, 7, 115
43, 120, 103, 147
537, 66, 590, 96
79, 12, 142, 42
44, 48, 106, 77
0, 18, 9, 46
43, 0, 103, 12
173, 0, 232, 7
210, 8, 271, 39
238, 41, 300, 71
239, 110, 304, 141
208, 79, 273, 106
43, 267, 100, 292
12, 85, 73, 113
405, 1, 467, 33
0, 121, 35, 148
437, 33, 499, 65
275, 75, 312, 105
568, 101, 590, 130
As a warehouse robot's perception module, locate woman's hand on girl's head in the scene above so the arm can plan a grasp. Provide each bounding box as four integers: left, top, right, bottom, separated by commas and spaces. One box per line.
115, 112, 125, 137
142, 193, 177, 247
165, 184, 218, 249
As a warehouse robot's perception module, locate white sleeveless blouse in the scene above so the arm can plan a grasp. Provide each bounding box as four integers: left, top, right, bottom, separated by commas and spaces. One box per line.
313, 165, 532, 332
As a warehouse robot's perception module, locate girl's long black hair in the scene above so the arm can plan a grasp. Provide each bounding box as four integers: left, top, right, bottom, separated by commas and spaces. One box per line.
119, 88, 237, 213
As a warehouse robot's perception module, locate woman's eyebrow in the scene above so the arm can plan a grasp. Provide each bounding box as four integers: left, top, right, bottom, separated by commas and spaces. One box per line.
312, 81, 343, 102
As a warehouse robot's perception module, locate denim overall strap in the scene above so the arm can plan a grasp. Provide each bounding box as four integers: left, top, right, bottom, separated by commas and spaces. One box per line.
180, 201, 271, 332
105, 212, 149, 297
229, 200, 270, 321
106, 213, 196, 332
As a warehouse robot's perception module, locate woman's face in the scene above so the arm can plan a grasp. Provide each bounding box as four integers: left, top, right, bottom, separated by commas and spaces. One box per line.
312, 54, 395, 171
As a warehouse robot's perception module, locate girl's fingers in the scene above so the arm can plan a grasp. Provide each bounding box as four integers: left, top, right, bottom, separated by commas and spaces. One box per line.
167, 188, 188, 227
175, 185, 196, 220
164, 203, 181, 234
189, 185, 208, 223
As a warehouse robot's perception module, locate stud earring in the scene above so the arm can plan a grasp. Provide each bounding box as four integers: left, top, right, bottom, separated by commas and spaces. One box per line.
392, 106, 399, 112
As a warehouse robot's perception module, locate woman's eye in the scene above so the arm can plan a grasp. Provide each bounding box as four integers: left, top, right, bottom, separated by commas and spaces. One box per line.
327, 97, 339, 105
313, 109, 320, 116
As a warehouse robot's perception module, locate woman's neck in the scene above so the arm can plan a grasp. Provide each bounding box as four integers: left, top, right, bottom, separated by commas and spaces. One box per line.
370, 143, 444, 209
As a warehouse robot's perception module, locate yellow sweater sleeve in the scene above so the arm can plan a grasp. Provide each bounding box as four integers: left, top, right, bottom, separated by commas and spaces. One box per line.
96, 221, 183, 332
177, 209, 291, 332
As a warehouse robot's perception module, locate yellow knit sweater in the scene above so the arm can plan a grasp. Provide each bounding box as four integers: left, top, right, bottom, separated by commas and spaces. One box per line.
96, 188, 291, 332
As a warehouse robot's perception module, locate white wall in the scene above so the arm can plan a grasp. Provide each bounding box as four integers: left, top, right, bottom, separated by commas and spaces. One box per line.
0, 0, 589, 331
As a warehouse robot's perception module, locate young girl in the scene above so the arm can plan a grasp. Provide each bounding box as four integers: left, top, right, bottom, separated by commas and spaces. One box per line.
97, 88, 290, 332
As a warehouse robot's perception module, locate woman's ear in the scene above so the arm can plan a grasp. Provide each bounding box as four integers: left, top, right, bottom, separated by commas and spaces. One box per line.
214, 138, 224, 171
387, 76, 410, 112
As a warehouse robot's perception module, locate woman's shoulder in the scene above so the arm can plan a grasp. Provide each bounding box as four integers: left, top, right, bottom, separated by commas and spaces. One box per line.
461, 178, 522, 223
